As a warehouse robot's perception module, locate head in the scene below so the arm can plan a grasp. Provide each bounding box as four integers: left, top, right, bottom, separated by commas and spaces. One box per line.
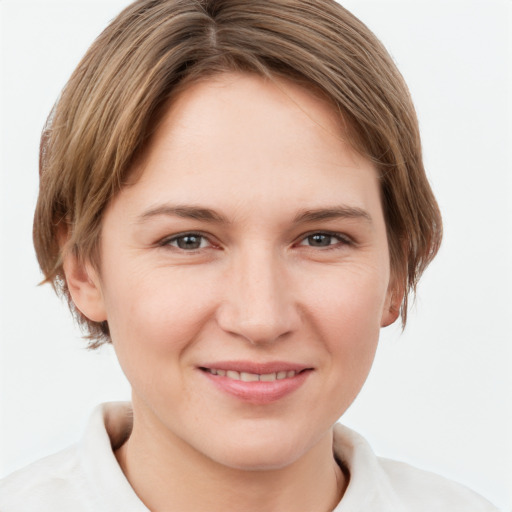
32, 0, 443, 473
34, 0, 441, 346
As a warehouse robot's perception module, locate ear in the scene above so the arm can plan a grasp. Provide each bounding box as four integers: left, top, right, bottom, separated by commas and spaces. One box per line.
380, 281, 404, 328
62, 249, 107, 323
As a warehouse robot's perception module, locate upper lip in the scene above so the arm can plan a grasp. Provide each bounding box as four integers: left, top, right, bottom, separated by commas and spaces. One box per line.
198, 360, 312, 374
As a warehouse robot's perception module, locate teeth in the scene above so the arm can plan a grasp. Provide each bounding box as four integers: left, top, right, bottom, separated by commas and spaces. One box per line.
207, 368, 298, 381
240, 372, 259, 382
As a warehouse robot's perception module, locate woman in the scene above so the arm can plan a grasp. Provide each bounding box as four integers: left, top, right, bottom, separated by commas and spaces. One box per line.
0, 0, 503, 510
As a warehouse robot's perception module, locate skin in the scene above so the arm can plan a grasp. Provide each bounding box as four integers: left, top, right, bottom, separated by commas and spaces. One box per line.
65, 73, 400, 512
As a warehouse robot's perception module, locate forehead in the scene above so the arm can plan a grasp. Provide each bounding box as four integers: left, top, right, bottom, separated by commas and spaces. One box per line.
116, 72, 382, 224
157, 73, 347, 157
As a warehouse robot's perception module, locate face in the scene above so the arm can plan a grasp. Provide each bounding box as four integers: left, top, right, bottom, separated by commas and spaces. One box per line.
71, 73, 398, 470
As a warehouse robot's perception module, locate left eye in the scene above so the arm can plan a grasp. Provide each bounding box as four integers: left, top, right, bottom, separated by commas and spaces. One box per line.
298, 233, 347, 248
165, 233, 210, 250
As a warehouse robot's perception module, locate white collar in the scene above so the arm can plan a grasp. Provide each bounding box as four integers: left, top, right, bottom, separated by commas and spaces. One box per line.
80, 402, 406, 512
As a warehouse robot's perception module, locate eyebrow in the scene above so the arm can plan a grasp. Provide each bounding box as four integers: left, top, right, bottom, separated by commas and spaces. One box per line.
137, 204, 372, 225
293, 206, 372, 224
137, 205, 230, 224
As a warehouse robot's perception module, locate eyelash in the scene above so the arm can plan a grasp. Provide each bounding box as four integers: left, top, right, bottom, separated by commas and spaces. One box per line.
158, 231, 353, 253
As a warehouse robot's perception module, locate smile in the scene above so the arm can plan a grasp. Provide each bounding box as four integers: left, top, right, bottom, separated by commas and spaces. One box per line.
199, 363, 313, 404
203, 368, 300, 381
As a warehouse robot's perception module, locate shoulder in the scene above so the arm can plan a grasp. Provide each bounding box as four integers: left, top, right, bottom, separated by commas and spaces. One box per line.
377, 457, 500, 512
332, 423, 500, 512
0, 445, 92, 512
0, 402, 142, 512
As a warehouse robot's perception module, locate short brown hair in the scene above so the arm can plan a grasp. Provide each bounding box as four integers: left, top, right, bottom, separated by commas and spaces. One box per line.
33, 0, 442, 347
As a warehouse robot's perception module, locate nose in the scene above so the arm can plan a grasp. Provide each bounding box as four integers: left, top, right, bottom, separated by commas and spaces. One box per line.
216, 247, 300, 345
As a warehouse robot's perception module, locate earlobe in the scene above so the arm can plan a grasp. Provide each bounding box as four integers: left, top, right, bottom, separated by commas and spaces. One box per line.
380, 286, 403, 328
63, 250, 107, 323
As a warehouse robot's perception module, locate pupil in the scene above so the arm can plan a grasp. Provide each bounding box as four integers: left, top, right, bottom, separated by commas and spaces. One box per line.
178, 235, 201, 250
309, 234, 330, 247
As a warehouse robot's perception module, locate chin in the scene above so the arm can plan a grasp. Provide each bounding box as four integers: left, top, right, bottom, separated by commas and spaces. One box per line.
214, 443, 305, 472
201, 424, 321, 472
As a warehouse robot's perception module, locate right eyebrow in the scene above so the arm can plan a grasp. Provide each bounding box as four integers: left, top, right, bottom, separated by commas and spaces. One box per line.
136, 204, 231, 224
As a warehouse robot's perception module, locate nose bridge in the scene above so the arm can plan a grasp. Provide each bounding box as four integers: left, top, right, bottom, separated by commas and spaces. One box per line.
218, 243, 297, 344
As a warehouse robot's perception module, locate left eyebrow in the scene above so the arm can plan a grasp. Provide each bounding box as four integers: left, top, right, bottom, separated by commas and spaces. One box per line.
293, 206, 373, 224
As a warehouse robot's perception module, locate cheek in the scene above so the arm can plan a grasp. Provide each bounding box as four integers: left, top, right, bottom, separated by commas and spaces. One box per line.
307, 259, 389, 328
308, 266, 387, 371
101, 262, 225, 363
101, 266, 220, 403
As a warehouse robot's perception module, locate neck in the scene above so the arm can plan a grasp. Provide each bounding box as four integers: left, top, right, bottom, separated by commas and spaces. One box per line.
115, 404, 346, 512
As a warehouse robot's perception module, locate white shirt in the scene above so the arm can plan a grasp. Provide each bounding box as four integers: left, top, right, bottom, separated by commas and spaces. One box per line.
0, 402, 500, 511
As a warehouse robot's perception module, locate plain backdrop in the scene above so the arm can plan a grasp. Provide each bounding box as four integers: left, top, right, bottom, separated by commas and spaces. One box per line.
0, 0, 511, 509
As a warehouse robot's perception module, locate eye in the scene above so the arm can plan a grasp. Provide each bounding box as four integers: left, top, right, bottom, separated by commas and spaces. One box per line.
298, 232, 350, 249
162, 233, 211, 251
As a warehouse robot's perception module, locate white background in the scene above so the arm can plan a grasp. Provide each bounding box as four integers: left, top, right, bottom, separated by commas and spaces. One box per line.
0, 1, 510, 509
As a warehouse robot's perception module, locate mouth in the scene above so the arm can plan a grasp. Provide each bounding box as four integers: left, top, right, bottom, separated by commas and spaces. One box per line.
198, 362, 313, 403
200, 367, 304, 382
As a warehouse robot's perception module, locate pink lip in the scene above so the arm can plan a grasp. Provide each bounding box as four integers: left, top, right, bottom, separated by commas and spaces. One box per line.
198, 360, 313, 404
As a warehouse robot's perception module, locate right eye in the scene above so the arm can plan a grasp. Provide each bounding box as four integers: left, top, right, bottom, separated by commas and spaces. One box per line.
162, 233, 212, 251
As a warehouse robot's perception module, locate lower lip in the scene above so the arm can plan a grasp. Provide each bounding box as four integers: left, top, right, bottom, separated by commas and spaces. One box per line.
201, 370, 312, 404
